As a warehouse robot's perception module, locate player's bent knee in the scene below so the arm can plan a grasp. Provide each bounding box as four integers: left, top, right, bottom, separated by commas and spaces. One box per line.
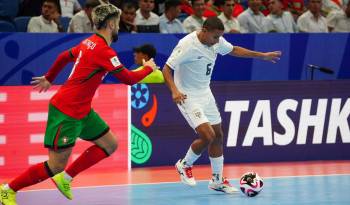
106, 141, 118, 155
212, 135, 223, 145
47, 161, 66, 174
200, 131, 216, 145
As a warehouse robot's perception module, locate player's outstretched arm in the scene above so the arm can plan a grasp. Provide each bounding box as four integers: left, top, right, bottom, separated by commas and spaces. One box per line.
111, 58, 158, 85
230, 46, 282, 63
30, 49, 76, 92
31, 76, 52, 93
44, 50, 76, 83
162, 64, 187, 105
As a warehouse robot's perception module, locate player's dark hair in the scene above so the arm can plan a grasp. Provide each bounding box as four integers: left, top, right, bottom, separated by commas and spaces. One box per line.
43, 0, 61, 14
165, 0, 181, 11
203, 17, 224, 31
121, 1, 138, 11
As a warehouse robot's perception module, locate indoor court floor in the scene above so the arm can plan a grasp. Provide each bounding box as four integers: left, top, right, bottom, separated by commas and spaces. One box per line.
3, 160, 350, 205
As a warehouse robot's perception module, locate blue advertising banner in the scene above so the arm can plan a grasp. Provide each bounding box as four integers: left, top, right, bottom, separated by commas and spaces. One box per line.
1, 33, 349, 86
131, 80, 350, 167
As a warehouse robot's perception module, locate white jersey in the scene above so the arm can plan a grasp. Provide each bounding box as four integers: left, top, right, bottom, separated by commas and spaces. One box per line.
166, 31, 233, 96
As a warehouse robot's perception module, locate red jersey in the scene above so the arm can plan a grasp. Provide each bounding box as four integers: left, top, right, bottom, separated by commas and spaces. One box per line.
45, 33, 152, 119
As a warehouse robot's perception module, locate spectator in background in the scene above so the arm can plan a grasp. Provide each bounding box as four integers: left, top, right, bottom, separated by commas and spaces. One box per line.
283, 0, 305, 21
135, 0, 160, 28
297, 0, 329, 32
322, 0, 343, 16
260, 0, 271, 16
160, 0, 186, 33
133, 44, 157, 65
327, 0, 350, 32
232, 0, 245, 17
206, 0, 223, 16
132, 44, 164, 83
218, 0, 241, 33
119, 1, 138, 32
27, 0, 62, 32
180, 0, 194, 15
0, 0, 20, 21
59, 0, 82, 17
267, 0, 298, 32
237, 0, 273, 33
183, 0, 207, 32
154, 0, 167, 15
68, 0, 100, 33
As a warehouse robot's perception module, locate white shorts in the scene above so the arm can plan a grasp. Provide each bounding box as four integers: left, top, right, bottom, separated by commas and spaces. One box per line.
177, 92, 221, 129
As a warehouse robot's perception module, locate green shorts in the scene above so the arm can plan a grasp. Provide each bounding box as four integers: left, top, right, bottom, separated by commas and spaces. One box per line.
44, 104, 109, 150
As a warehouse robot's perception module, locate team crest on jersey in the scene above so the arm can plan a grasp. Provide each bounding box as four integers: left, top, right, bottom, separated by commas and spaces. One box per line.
110, 56, 121, 67
193, 109, 202, 119
62, 136, 68, 144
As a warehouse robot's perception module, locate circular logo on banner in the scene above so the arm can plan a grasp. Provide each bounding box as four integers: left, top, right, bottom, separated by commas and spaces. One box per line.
131, 84, 149, 109
131, 125, 152, 164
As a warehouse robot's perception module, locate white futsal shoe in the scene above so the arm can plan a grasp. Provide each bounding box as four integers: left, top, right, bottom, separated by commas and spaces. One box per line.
208, 177, 239, 194
175, 159, 196, 186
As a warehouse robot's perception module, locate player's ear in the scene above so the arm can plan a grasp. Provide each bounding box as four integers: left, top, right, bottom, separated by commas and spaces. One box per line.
107, 19, 115, 29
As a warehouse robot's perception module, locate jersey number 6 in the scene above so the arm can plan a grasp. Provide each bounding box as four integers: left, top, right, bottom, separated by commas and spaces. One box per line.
206, 63, 212, 76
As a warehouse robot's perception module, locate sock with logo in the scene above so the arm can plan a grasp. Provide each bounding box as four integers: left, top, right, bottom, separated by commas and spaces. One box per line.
210, 155, 224, 182
183, 147, 201, 167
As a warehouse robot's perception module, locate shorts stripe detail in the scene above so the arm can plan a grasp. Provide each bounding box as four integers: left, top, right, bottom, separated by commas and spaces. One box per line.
53, 125, 63, 151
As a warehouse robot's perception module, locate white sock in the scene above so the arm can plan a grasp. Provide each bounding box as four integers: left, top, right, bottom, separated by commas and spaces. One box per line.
63, 171, 73, 181
210, 155, 224, 182
183, 147, 201, 166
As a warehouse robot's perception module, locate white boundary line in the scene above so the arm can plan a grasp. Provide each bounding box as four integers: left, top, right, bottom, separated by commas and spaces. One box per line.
20, 173, 350, 193
127, 85, 131, 171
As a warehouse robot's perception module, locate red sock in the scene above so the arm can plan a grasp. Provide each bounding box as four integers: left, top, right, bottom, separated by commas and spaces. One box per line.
66, 145, 109, 178
9, 162, 52, 192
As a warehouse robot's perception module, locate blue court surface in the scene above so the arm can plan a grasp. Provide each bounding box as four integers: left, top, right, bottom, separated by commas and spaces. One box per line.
16, 174, 350, 205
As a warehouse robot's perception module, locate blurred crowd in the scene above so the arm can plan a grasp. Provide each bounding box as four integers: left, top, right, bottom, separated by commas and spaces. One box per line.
0, 0, 349, 33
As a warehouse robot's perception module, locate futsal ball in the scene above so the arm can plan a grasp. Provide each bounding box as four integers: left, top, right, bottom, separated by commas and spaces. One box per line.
239, 172, 263, 197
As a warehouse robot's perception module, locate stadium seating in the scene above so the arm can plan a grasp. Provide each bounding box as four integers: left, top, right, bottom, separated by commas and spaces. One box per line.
14, 16, 31, 32
0, 20, 16, 32
60, 16, 71, 32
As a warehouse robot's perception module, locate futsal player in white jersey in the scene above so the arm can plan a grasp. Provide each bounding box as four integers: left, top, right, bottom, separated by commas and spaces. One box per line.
162, 17, 281, 194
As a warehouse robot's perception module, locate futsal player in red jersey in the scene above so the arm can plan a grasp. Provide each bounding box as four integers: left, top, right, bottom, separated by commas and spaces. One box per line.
0, 4, 158, 205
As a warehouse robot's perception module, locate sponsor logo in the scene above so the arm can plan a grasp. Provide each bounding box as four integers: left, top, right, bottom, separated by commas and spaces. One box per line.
110, 56, 121, 67
225, 98, 350, 147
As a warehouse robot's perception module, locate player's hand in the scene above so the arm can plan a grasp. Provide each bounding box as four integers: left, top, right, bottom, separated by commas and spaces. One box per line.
143, 58, 158, 71
262, 51, 282, 63
172, 90, 187, 105
31, 76, 52, 93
